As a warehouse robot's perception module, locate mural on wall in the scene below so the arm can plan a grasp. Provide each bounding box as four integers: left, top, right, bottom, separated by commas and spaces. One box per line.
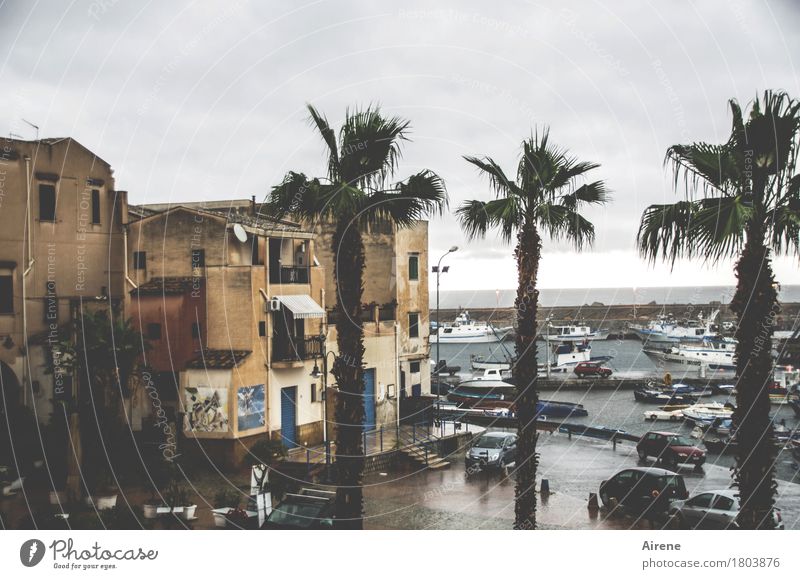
184, 386, 229, 432
237, 384, 266, 431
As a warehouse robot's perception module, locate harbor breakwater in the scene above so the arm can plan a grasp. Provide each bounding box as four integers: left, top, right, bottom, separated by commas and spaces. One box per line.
439, 302, 800, 336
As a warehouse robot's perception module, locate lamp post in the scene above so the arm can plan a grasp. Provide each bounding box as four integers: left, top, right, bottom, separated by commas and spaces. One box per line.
432, 246, 458, 385
310, 334, 337, 468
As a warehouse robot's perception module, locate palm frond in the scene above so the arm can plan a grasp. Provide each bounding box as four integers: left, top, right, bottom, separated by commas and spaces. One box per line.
666, 143, 739, 195
533, 203, 595, 249
338, 104, 410, 189
637, 201, 698, 265
456, 197, 520, 243
306, 104, 340, 181
363, 170, 448, 228
560, 180, 610, 209
549, 159, 601, 192
768, 202, 800, 256
690, 196, 752, 261
463, 155, 520, 198
264, 172, 346, 222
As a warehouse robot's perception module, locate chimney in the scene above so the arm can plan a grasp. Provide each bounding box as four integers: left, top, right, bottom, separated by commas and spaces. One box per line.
250, 195, 256, 216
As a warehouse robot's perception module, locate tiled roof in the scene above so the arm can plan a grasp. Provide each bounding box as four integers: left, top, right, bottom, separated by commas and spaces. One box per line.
186, 349, 251, 369
131, 277, 197, 296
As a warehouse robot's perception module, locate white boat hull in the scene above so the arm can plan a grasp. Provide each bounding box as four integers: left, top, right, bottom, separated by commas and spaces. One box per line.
431, 332, 503, 344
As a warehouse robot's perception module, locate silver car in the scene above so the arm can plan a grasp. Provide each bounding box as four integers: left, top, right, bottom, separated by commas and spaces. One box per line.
465, 432, 517, 470
669, 489, 784, 529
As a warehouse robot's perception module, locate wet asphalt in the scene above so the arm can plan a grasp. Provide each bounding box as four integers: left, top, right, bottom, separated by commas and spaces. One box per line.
363, 432, 800, 530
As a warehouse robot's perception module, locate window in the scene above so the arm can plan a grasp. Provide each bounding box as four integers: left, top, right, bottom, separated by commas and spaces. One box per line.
191, 248, 205, 268
310, 383, 317, 403
191, 323, 201, 339
712, 495, 735, 511
91, 189, 101, 224
258, 321, 266, 337
0, 273, 13, 314
686, 493, 714, 509
39, 184, 56, 221
408, 312, 419, 338
410, 361, 421, 373
146, 323, 162, 340
408, 254, 419, 281
133, 251, 146, 270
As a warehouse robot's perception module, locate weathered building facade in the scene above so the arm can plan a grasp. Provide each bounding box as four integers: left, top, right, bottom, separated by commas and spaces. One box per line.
0, 137, 127, 423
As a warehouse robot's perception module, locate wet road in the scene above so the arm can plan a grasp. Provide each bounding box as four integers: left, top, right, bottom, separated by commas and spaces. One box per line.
364, 433, 800, 530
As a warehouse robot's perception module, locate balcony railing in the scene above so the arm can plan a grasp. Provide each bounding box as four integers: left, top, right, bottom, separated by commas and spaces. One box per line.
270, 266, 310, 284
272, 335, 322, 362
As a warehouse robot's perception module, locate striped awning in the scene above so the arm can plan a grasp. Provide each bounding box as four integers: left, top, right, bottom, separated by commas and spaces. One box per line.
275, 294, 325, 319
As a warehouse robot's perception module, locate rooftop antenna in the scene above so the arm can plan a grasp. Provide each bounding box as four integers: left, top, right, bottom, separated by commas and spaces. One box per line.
9, 132, 23, 139
21, 119, 39, 140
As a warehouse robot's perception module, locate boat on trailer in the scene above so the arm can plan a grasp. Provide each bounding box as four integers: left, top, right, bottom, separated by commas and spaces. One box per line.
446, 377, 588, 418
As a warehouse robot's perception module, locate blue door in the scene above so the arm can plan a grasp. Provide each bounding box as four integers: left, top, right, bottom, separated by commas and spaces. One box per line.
363, 369, 376, 432
280, 386, 297, 449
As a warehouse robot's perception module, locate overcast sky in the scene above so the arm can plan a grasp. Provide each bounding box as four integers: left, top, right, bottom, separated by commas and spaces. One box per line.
2, 0, 799, 290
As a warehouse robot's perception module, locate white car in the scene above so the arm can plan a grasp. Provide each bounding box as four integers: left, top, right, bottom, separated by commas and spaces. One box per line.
669, 489, 784, 529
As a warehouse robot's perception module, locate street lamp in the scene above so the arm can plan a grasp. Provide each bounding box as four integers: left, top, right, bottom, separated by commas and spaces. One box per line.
432, 246, 458, 389
310, 334, 338, 468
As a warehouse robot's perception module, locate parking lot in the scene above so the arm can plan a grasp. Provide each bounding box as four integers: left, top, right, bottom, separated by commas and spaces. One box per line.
364, 431, 800, 530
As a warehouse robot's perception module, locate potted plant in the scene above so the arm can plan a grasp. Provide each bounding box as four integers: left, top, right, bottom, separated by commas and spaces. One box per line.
212, 489, 240, 528
165, 478, 196, 521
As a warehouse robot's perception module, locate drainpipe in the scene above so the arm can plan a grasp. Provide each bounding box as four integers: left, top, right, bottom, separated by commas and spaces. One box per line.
123, 226, 137, 289
21, 155, 34, 406
394, 321, 400, 433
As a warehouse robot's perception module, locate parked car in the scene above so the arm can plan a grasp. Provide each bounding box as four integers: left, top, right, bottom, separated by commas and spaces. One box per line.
465, 432, 517, 470
574, 361, 612, 378
669, 489, 784, 529
637, 431, 706, 469
262, 488, 335, 529
599, 467, 688, 516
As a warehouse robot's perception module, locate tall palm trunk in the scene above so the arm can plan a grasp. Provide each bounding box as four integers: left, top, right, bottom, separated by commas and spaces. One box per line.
332, 218, 366, 529
513, 220, 541, 529
730, 218, 779, 529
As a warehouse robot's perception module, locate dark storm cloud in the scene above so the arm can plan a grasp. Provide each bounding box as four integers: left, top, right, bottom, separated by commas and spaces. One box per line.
2, 0, 799, 287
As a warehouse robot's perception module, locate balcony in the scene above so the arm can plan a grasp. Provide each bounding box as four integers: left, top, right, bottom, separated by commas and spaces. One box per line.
270, 266, 310, 284
272, 335, 323, 365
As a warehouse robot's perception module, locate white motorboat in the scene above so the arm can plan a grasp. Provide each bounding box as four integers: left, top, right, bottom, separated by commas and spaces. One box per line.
681, 402, 734, 423
470, 353, 513, 372
543, 323, 609, 341
642, 337, 737, 371
630, 309, 721, 343
430, 311, 511, 344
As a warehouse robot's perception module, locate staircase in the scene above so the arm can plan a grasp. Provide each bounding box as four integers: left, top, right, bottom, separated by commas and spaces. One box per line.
399, 443, 450, 469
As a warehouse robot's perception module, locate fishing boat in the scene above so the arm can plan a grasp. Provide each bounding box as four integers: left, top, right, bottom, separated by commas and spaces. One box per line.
543, 322, 609, 341
430, 311, 511, 344
642, 337, 737, 371
633, 388, 698, 405
629, 309, 721, 343
446, 376, 588, 417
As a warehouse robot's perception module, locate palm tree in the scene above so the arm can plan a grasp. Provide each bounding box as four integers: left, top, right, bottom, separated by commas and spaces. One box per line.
457, 130, 609, 529
637, 91, 800, 529
265, 104, 447, 529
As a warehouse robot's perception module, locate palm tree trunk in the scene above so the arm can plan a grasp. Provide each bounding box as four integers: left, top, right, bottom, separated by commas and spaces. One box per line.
730, 220, 779, 529
331, 219, 366, 529
513, 220, 541, 530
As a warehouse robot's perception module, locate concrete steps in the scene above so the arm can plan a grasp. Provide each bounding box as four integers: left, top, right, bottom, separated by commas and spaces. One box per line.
400, 446, 450, 469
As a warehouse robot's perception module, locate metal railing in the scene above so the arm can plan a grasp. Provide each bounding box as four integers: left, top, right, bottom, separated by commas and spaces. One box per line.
272, 335, 323, 362
270, 266, 310, 284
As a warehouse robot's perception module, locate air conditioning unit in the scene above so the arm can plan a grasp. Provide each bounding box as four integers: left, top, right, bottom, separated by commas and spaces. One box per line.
268, 297, 281, 312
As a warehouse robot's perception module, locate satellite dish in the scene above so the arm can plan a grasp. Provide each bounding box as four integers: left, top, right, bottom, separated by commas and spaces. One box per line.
233, 223, 248, 243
